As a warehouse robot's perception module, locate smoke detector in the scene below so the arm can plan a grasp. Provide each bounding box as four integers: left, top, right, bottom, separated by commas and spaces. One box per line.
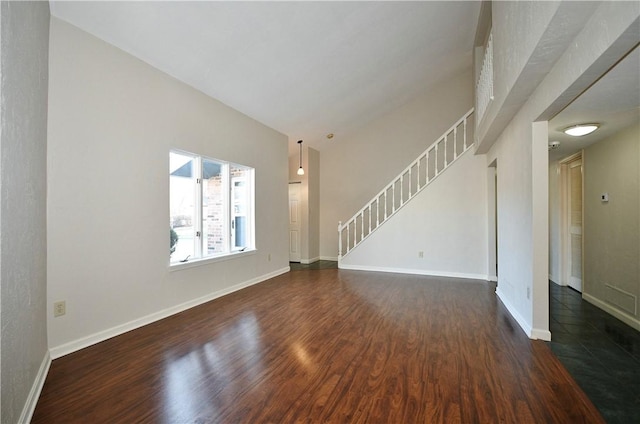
548, 141, 560, 150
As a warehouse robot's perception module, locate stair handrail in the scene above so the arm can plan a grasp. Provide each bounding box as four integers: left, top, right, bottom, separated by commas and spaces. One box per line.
338, 108, 474, 259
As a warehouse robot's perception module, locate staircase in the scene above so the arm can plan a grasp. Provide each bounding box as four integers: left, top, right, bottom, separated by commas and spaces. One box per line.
338, 108, 475, 262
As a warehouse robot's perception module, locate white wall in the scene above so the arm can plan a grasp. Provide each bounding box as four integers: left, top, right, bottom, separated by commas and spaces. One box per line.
484, 1, 639, 340
340, 149, 488, 279
47, 19, 289, 355
320, 70, 473, 259
0, 2, 50, 422
583, 122, 639, 330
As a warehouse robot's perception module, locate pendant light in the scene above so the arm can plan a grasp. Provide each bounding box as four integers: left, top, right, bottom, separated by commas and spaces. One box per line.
297, 140, 305, 175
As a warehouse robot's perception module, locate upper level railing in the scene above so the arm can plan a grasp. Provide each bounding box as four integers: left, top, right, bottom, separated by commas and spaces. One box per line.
476, 31, 493, 125
338, 108, 475, 259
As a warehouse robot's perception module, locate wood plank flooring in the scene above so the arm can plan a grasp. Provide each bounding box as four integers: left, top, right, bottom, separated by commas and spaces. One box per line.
32, 269, 604, 423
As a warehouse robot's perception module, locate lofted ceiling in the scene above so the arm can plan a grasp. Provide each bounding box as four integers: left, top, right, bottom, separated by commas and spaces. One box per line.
548, 45, 640, 162
49, 1, 481, 155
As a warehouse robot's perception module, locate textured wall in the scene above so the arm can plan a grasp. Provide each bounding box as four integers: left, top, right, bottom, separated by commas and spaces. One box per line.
0, 1, 50, 422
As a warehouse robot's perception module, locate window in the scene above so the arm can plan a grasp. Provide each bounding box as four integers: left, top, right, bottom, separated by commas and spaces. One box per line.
169, 150, 254, 265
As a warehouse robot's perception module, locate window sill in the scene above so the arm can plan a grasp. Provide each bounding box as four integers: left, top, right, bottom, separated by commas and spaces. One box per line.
169, 248, 256, 272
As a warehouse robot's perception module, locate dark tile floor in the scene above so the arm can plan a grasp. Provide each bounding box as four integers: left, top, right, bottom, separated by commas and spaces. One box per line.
548, 282, 640, 424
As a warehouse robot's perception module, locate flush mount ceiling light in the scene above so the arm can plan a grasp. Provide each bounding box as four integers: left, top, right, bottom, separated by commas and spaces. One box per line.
563, 124, 599, 137
297, 140, 304, 176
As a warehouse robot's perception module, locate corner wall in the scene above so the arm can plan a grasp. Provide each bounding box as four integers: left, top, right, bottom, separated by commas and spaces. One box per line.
47, 19, 289, 354
0, 2, 50, 422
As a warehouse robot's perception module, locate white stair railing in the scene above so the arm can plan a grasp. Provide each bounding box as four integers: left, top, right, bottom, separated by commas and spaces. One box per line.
476, 31, 493, 125
338, 108, 474, 260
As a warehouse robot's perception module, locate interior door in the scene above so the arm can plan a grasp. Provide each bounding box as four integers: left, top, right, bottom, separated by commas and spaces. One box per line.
289, 183, 301, 262
567, 158, 583, 292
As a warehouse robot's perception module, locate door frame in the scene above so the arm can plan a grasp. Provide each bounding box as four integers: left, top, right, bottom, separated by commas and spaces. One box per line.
559, 151, 583, 291
288, 182, 302, 263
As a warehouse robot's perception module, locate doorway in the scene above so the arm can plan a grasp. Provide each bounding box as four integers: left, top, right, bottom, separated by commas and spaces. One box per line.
560, 153, 583, 292
289, 182, 302, 263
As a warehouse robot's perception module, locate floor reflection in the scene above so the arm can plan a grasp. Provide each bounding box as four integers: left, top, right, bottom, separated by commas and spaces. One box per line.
162, 312, 263, 423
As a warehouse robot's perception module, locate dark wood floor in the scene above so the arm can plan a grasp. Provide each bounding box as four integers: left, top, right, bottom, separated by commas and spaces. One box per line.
33, 269, 604, 423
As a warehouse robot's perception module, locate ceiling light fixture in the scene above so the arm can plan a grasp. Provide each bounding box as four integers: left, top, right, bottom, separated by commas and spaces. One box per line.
297, 140, 304, 176
563, 123, 599, 137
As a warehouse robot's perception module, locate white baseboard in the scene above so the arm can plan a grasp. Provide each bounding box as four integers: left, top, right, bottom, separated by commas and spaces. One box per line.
338, 263, 489, 281
300, 256, 320, 264
583, 292, 640, 332
495, 288, 551, 341
496, 288, 530, 336
319, 255, 338, 261
531, 328, 552, 341
19, 350, 51, 424
50, 267, 290, 359
488, 274, 498, 282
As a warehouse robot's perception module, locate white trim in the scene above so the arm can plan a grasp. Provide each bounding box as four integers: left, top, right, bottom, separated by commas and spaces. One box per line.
531, 328, 552, 341
551, 279, 568, 287
497, 288, 531, 335
169, 248, 256, 271
338, 263, 489, 281
583, 293, 640, 332
300, 256, 320, 265
50, 267, 289, 359
488, 275, 498, 282
18, 351, 51, 424
496, 288, 552, 341
320, 255, 338, 261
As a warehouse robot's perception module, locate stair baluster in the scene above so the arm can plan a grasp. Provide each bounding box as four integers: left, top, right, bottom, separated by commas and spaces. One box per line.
337, 108, 474, 260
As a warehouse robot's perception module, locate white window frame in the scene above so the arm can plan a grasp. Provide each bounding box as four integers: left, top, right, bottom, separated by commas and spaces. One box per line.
170, 149, 255, 268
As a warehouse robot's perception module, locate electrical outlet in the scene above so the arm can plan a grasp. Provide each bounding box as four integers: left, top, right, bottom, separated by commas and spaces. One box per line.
418, 251, 424, 258
526, 287, 531, 300
54, 301, 66, 317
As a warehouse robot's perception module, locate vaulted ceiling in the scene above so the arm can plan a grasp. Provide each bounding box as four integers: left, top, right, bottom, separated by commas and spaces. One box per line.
49, 1, 481, 154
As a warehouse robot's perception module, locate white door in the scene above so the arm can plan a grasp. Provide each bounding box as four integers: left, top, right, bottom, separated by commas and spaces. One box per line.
289, 183, 301, 262
567, 158, 583, 292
